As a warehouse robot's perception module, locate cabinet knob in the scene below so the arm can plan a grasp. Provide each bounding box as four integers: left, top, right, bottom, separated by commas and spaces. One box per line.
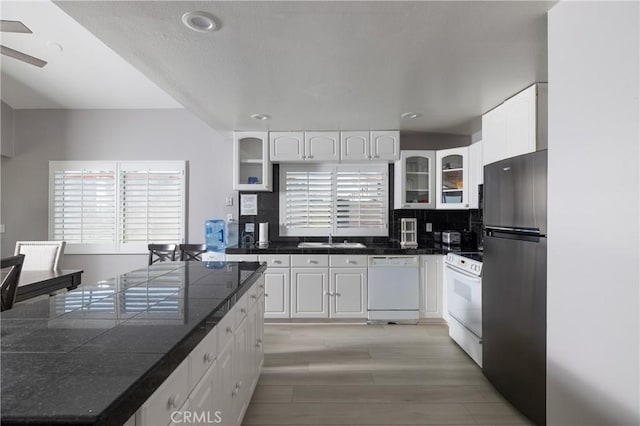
167, 394, 181, 409
265, 293, 269, 297
307, 259, 317, 264
334, 292, 341, 297
346, 259, 356, 264
204, 352, 215, 363
307, 155, 314, 159
324, 291, 330, 296
241, 308, 246, 314
226, 326, 233, 334
272, 260, 281, 264
251, 294, 257, 299
259, 284, 264, 289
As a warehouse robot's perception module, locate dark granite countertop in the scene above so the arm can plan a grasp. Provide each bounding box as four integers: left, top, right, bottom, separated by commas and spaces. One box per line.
1, 261, 266, 426
225, 241, 479, 255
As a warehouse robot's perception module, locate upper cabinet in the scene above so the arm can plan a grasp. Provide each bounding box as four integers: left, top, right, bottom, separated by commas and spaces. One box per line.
270, 131, 339, 162
394, 150, 435, 209
370, 131, 400, 161
436, 147, 469, 210
482, 83, 548, 166
340, 131, 371, 161
233, 132, 272, 191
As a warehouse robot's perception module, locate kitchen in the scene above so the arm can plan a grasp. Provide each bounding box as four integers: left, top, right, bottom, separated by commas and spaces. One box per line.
0, 1, 638, 426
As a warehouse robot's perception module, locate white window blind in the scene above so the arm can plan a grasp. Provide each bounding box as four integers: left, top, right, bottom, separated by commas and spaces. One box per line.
49, 161, 186, 254
120, 163, 185, 251
280, 164, 388, 237
50, 163, 117, 253
336, 167, 387, 236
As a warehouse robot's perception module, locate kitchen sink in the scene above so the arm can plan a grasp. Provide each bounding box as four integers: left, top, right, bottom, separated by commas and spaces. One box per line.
297, 242, 366, 249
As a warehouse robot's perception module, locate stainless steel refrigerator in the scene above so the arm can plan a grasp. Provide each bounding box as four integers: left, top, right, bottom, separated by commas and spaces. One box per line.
483, 150, 547, 426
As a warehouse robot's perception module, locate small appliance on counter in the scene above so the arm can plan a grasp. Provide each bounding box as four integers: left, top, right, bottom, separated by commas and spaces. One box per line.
257, 222, 269, 248
400, 218, 418, 249
442, 230, 461, 245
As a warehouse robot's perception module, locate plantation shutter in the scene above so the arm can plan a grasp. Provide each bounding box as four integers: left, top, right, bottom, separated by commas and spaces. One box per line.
282, 167, 333, 236
119, 162, 185, 251
335, 166, 388, 236
50, 162, 117, 253
280, 164, 388, 237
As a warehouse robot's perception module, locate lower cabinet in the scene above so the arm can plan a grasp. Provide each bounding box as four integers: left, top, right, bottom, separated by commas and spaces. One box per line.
291, 267, 329, 318
329, 268, 367, 318
134, 276, 265, 426
420, 255, 445, 319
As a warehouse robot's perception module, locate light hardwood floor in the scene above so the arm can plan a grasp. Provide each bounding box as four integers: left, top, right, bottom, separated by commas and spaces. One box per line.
243, 324, 533, 426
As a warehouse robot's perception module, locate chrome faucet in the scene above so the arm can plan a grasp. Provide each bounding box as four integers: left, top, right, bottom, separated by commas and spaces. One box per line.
328, 234, 333, 245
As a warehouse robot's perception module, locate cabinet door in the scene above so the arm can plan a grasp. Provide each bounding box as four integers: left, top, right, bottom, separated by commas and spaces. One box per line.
505, 85, 537, 159
246, 302, 259, 393
436, 147, 469, 209
233, 132, 271, 191
329, 268, 367, 318
189, 360, 218, 425
482, 106, 507, 166
305, 132, 339, 162
256, 293, 265, 371
215, 339, 236, 426
264, 269, 290, 318
468, 141, 483, 209
233, 318, 249, 424
394, 150, 435, 209
370, 130, 400, 161
341, 131, 370, 161
420, 255, 444, 319
270, 132, 304, 162
291, 268, 329, 318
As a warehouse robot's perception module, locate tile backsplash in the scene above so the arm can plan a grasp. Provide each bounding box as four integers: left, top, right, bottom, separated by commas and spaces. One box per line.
238, 164, 482, 248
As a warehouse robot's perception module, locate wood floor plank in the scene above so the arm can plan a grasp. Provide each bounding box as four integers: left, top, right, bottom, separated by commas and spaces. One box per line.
243, 324, 530, 426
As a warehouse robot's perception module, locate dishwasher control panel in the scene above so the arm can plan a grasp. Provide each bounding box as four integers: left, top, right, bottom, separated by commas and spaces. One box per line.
369, 256, 419, 267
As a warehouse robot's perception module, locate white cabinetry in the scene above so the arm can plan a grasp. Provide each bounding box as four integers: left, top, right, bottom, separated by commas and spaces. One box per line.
329, 255, 367, 318
468, 141, 483, 209
341, 131, 400, 161
233, 132, 271, 191
394, 150, 436, 209
291, 254, 329, 318
482, 83, 548, 166
135, 276, 264, 426
260, 255, 290, 319
436, 147, 469, 209
419, 255, 444, 319
270, 132, 339, 162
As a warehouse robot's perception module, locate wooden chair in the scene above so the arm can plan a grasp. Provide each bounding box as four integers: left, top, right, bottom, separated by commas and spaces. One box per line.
14, 241, 65, 271
179, 244, 208, 261
148, 244, 178, 265
1, 254, 25, 312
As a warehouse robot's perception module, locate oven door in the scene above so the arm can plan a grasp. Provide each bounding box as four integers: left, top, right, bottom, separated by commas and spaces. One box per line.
446, 264, 482, 338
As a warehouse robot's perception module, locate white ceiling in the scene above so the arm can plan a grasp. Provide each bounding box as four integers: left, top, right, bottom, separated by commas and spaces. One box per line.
4, 1, 554, 135
0, 1, 181, 109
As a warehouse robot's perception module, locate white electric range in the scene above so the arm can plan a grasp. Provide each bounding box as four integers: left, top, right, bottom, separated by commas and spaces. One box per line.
444, 252, 483, 367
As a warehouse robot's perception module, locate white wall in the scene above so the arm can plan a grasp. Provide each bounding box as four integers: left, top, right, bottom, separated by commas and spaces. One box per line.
0, 109, 235, 284
547, 2, 639, 425
1, 101, 15, 157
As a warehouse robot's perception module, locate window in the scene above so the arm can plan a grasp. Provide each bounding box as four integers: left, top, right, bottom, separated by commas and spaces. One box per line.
279, 164, 388, 237
49, 161, 186, 254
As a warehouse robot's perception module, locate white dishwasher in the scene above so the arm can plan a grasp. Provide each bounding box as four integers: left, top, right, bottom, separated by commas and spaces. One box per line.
367, 256, 420, 321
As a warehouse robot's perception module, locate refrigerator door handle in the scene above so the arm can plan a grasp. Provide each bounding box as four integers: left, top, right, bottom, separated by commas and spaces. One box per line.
486, 227, 543, 242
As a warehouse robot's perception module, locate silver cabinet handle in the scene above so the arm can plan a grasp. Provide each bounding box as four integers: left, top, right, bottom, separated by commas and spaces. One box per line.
204, 352, 215, 363
307, 155, 314, 159
346, 259, 356, 264
272, 260, 281, 264
334, 292, 341, 296
251, 294, 257, 299
307, 259, 318, 264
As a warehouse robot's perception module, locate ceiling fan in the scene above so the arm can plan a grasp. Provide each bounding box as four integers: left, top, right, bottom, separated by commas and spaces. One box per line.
0, 19, 47, 68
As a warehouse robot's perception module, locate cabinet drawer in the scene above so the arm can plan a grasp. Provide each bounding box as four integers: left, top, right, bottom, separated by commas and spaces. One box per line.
329, 255, 368, 268
189, 326, 217, 393
226, 254, 258, 262
217, 307, 235, 352
291, 255, 329, 267
258, 255, 290, 267
234, 292, 249, 328
137, 358, 188, 426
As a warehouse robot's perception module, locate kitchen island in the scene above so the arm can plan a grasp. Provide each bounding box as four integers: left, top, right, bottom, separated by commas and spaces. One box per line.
1, 261, 266, 426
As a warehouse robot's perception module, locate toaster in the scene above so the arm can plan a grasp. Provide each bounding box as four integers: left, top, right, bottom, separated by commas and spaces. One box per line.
442, 231, 461, 245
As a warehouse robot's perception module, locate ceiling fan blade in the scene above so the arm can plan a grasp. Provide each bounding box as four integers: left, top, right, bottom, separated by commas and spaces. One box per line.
0, 45, 47, 68
0, 20, 32, 34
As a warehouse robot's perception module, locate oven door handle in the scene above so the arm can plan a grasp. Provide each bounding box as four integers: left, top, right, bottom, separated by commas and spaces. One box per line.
445, 263, 481, 280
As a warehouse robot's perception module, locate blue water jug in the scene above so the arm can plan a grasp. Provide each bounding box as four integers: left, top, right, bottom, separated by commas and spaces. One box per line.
205, 219, 226, 252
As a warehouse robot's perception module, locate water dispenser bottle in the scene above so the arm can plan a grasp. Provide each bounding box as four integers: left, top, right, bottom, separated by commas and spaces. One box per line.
205, 219, 226, 252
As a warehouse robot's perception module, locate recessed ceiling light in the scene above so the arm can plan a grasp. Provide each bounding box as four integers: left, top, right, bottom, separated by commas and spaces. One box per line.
250, 113, 271, 121
401, 112, 422, 119
182, 11, 218, 33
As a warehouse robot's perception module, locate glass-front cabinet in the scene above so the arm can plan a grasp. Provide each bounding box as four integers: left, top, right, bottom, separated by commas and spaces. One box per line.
233, 132, 272, 191
394, 150, 435, 209
436, 147, 469, 209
